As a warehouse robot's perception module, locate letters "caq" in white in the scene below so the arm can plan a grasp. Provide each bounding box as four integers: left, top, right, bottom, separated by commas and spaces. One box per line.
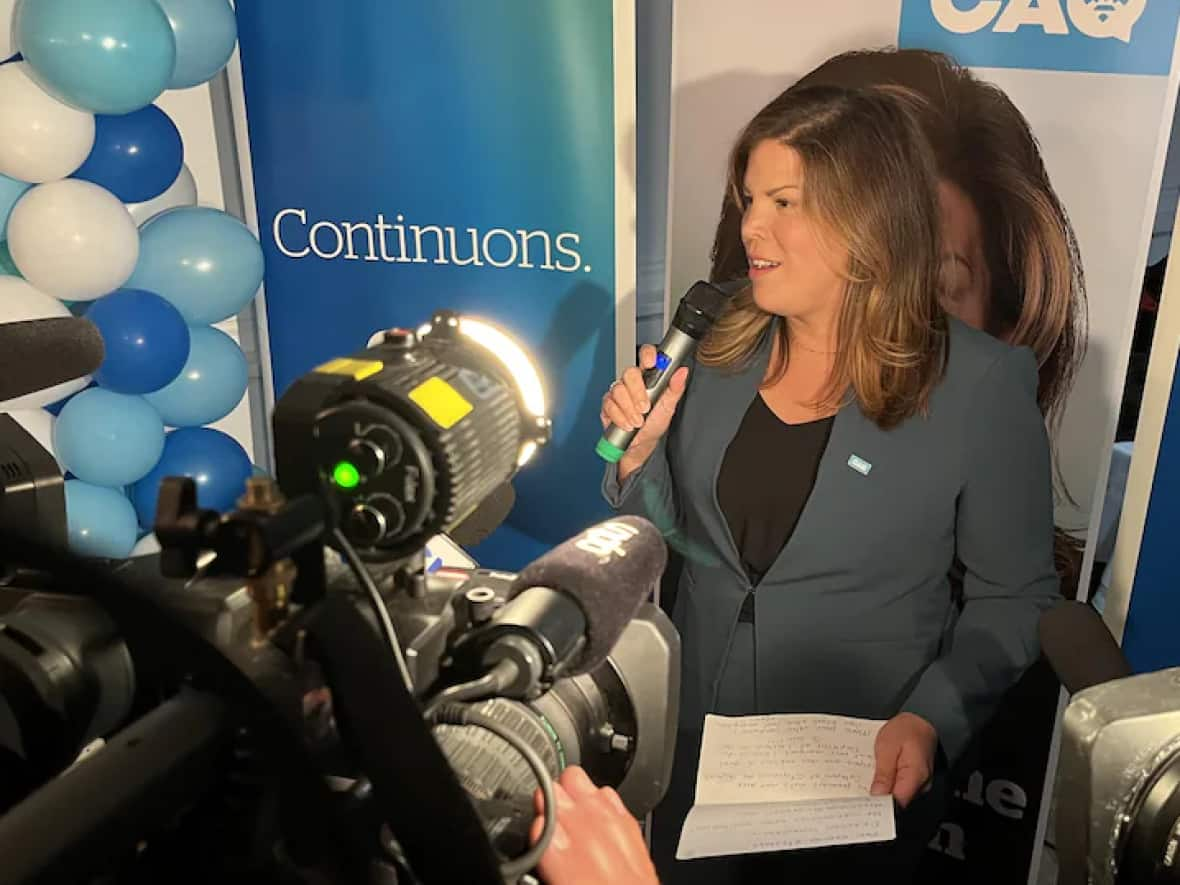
931, 0, 1147, 44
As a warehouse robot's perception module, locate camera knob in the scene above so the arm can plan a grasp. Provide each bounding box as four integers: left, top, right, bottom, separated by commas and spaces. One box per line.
346, 495, 405, 547
346, 437, 386, 479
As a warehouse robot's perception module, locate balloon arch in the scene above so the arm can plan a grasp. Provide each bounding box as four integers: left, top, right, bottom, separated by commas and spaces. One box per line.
0, 0, 261, 560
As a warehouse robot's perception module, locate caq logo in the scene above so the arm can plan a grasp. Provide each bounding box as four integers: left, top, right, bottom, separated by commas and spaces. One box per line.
930, 0, 1145, 44
899, 0, 1178, 75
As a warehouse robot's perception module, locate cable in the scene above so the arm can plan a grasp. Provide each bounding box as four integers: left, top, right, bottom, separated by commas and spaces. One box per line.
430, 702, 557, 881
421, 659, 520, 721
332, 527, 413, 692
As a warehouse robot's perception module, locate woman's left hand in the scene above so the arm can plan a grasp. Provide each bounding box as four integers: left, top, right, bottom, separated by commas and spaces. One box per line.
870, 712, 938, 808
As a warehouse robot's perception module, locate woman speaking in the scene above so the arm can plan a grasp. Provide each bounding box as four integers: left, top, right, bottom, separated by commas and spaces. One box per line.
600, 83, 1059, 883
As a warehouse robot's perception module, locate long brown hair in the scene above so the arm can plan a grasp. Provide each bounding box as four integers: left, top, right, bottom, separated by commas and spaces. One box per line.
699, 84, 947, 430
710, 48, 1087, 439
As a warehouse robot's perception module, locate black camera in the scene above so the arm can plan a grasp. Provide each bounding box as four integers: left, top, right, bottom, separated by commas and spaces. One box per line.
0, 311, 680, 884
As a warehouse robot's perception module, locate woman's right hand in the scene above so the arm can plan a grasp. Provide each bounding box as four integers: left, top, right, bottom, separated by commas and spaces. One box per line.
600, 344, 689, 481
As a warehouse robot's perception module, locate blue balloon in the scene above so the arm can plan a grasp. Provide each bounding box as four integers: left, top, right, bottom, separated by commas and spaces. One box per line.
155, 0, 238, 90
64, 479, 138, 558
54, 388, 165, 486
130, 427, 252, 529
72, 105, 183, 203
144, 325, 246, 426
15, 0, 176, 115
0, 173, 31, 238
129, 207, 265, 325
45, 380, 95, 415
86, 288, 191, 394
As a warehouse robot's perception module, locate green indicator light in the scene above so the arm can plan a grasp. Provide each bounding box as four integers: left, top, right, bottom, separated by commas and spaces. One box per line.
332, 461, 360, 489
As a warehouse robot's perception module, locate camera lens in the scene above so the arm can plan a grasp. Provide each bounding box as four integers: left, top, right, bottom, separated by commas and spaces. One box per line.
1123, 748, 1180, 883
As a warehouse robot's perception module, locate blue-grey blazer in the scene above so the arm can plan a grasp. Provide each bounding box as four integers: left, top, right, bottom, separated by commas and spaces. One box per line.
603, 317, 1059, 763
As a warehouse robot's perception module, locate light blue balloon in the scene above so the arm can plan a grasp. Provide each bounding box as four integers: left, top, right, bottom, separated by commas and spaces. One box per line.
0, 173, 31, 238
15, 0, 176, 115
64, 480, 138, 558
155, 0, 238, 90
129, 207, 265, 325
145, 325, 247, 426
54, 388, 165, 487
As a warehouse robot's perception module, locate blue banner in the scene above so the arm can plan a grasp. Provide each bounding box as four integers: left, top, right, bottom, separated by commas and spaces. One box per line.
233, 1, 626, 568
899, 0, 1179, 75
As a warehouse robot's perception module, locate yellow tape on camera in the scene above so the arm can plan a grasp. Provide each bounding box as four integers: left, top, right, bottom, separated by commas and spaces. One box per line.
409, 377, 473, 429
313, 357, 384, 381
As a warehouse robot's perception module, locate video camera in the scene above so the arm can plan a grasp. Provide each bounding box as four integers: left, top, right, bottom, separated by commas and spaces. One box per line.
0, 310, 680, 884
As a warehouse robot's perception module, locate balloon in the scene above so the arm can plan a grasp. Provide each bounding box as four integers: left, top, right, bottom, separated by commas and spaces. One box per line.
144, 325, 246, 426
0, 172, 30, 237
7, 179, 139, 300
0, 239, 20, 277
129, 207, 264, 324
54, 388, 165, 486
0, 276, 92, 409
126, 163, 196, 226
64, 480, 138, 558
0, 62, 95, 182
7, 408, 57, 459
130, 532, 160, 556
0, 0, 16, 60
130, 427, 252, 529
72, 105, 183, 203
86, 288, 191, 394
14, 0, 176, 115
44, 380, 95, 415
155, 0, 238, 90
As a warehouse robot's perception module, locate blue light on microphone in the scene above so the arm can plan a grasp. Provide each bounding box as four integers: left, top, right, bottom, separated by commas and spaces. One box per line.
655, 351, 671, 372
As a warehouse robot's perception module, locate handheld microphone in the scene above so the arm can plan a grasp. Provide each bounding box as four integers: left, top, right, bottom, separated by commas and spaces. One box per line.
0, 317, 105, 405
1039, 600, 1132, 694
456, 515, 667, 698
595, 279, 743, 463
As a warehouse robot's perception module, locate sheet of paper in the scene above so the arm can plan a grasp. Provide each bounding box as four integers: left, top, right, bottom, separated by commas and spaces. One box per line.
694, 713, 884, 804
676, 796, 896, 859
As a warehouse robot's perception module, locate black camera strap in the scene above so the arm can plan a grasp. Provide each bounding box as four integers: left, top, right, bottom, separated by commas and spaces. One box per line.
302, 590, 504, 884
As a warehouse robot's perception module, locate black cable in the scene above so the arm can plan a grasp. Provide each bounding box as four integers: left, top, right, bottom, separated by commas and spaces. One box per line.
421, 659, 519, 720
431, 702, 557, 881
331, 527, 412, 691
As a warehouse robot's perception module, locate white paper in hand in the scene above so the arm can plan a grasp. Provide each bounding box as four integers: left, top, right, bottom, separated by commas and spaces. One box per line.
676, 713, 897, 860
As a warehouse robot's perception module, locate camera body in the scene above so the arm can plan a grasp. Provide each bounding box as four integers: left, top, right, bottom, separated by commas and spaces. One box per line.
1057, 666, 1180, 885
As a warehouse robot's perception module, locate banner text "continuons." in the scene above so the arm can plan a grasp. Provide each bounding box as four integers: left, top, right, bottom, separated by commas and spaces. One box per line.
272, 208, 591, 273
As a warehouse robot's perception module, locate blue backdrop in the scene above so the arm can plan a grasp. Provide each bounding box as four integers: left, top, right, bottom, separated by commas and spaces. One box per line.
234, 1, 622, 568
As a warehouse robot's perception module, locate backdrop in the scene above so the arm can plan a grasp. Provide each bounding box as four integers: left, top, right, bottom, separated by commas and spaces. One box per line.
664, 1, 1180, 881
230, 0, 636, 569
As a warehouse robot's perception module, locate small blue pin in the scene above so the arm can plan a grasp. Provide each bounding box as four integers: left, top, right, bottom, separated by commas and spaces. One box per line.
847, 454, 872, 476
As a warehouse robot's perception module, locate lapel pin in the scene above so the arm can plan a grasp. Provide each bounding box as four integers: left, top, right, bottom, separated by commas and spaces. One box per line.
847, 454, 872, 476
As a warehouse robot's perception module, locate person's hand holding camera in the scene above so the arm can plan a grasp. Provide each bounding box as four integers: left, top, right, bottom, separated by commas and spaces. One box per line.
530, 766, 658, 885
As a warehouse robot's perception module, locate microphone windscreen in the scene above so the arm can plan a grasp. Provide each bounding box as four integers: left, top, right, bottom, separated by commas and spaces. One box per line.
1039, 600, 1132, 694
509, 515, 667, 674
0, 317, 105, 403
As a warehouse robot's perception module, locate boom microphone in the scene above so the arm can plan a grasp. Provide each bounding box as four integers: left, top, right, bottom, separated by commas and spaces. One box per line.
450, 516, 667, 699
596, 279, 743, 463
0, 317, 105, 404
1039, 600, 1132, 694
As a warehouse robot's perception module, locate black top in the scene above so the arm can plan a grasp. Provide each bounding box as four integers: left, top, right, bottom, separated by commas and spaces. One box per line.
717, 395, 834, 609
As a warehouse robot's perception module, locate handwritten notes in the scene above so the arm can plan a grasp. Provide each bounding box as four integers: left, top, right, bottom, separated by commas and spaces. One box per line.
675, 714, 897, 860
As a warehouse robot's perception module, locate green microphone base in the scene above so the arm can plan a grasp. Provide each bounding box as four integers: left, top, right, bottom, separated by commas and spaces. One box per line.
595, 437, 625, 463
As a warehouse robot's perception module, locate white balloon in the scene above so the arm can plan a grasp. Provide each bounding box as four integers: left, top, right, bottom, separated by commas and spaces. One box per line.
0, 0, 16, 61
8, 179, 139, 300
6, 408, 56, 458
0, 63, 95, 183
0, 277, 91, 408
130, 533, 161, 557
126, 164, 197, 226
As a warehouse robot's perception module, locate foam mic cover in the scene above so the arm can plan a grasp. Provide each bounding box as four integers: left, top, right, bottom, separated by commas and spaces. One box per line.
1039, 600, 1132, 694
508, 515, 667, 674
0, 317, 105, 402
